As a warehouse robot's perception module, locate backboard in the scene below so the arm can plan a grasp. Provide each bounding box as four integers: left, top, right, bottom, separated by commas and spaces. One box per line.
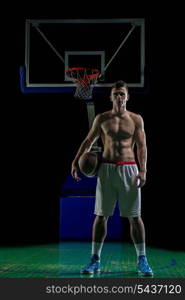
24, 18, 145, 92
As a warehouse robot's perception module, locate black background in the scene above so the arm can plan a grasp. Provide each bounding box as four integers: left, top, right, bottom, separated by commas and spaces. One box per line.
1, 2, 184, 251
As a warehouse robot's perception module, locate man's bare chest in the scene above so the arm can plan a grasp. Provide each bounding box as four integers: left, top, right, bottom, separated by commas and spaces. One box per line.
101, 117, 135, 140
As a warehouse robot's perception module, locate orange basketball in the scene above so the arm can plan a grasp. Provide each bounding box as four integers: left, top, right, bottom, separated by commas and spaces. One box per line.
78, 152, 99, 177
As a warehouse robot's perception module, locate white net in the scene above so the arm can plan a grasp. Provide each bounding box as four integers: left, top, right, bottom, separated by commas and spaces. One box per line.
66, 68, 99, 100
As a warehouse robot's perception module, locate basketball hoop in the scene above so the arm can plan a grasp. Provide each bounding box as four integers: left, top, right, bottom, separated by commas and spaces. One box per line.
66, 67, 100, 100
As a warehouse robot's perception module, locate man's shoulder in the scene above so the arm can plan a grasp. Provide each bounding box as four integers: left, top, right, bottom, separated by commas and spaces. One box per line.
128, 111, 143, 122
127, 111, 144, 131
95, 110, 112, 121
99, 110, 112, 116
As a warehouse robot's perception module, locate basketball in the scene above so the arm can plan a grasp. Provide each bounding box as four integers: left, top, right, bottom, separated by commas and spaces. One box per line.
78, 152, 99, 177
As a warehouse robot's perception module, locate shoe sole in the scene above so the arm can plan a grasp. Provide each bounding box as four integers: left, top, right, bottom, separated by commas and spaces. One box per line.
138, 271, 154, 276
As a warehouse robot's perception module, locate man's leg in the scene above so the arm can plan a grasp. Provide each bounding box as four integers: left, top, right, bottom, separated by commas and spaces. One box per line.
81, 215, 109, 274
128, 216, 146, 254
128, 216, 153, 276
92, 215, 109, 258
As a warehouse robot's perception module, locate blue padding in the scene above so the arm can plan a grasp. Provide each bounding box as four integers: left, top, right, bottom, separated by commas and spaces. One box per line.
60, 196, 95, 239
59, 196, 123, 239
61, 174, 97, 196
19, 66, 75, 94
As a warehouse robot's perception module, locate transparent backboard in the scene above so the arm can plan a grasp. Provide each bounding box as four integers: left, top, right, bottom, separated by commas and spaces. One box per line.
25, 18, 145, 90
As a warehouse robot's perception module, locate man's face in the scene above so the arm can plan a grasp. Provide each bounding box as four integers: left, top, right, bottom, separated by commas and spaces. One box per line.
110, 87, 129, 107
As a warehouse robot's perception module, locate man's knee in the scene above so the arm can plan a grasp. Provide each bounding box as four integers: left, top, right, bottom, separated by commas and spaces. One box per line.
128, 216, 142, 225
95, 215, 109, 224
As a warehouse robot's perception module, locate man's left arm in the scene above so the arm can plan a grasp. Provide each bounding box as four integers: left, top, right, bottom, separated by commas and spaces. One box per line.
134, 115, 147, 188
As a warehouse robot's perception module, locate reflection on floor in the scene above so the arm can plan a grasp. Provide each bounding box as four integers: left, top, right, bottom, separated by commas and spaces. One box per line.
0, 242, 184, 278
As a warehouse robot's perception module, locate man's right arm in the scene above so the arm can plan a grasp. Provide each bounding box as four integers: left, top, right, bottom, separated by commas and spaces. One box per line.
71, 114, 102, 181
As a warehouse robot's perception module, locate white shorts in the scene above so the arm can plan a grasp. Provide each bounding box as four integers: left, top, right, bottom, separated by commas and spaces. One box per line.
94, 162, 141, 217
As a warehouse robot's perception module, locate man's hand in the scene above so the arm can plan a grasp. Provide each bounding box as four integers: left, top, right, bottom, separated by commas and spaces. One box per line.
71, 163, 81, 181
135, 171, 146, 188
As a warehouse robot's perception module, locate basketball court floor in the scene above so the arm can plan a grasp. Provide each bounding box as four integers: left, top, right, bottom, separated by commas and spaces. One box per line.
0, 242, 184, 278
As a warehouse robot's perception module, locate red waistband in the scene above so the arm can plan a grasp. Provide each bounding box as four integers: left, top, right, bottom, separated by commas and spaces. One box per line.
102, 160, 136, 165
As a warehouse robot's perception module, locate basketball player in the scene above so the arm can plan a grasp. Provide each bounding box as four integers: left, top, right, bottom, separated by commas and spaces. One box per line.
71, 80, 153, 276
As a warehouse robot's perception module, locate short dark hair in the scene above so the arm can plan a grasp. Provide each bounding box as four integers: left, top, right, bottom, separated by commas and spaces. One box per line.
111, 80, 128, 91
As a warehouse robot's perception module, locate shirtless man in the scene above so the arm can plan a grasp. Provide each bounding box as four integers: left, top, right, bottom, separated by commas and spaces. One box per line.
71, 80, 153, 276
